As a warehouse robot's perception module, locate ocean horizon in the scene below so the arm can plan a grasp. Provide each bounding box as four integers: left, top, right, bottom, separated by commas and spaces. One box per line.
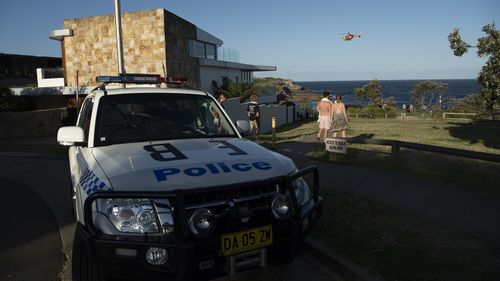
296, 79, 481, 106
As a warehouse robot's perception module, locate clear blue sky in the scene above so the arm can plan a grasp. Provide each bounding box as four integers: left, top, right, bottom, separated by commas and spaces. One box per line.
1, 0, 498, 81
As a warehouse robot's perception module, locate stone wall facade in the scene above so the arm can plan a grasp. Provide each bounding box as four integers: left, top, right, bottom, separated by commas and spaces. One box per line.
63, 9, 169, 86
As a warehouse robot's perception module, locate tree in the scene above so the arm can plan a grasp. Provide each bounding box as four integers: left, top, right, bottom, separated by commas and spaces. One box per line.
211, 77, 255, 101
448, 22, 500, 117
354, 79, 383, 106
410, 81, 448, 111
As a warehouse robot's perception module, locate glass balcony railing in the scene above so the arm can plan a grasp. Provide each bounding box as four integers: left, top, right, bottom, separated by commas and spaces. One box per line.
217, 47, 240, 63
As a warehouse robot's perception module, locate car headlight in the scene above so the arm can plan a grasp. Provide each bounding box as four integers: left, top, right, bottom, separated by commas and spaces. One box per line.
292, 177, 312, 206
94, 198, 173, 234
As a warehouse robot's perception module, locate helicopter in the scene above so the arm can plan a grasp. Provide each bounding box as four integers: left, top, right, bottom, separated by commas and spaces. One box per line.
341, 32, 363, 41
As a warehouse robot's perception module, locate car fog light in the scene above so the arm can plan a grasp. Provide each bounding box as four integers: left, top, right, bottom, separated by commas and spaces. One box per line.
271, 194, 291, 219
145, 247, 168, 265
188, 208, 216, 237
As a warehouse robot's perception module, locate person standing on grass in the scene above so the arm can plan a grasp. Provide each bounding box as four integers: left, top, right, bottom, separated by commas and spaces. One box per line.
316, 91, 333, 143
247, 95, 261, 136
331, 94, 349, 138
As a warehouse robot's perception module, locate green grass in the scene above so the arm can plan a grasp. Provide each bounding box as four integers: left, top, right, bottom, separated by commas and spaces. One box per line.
346, 118, 500, 154
311, 190, 500, 281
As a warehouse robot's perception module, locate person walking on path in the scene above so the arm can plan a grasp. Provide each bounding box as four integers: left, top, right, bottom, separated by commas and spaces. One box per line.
247, 94, 261, 136
331, 94, 349, 138
217, 93, 226, 108
316, 91, 333, 143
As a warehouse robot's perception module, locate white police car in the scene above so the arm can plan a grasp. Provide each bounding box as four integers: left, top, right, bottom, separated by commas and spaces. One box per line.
57, 74, 322, 281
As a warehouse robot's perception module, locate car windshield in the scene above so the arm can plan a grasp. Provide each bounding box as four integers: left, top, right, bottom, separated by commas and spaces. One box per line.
94, 93, 237, 146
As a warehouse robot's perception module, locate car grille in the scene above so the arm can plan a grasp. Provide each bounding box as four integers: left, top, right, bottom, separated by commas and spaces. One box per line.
183, 183, 281, 235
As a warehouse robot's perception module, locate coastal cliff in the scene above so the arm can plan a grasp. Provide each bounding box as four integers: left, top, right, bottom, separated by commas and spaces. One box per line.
254, 77, 318, 104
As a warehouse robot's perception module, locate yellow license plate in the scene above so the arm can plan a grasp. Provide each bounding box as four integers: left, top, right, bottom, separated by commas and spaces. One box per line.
220, 225, 273, 256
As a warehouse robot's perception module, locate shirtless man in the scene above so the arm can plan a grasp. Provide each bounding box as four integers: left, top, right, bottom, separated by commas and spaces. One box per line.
316, 91, 333, 143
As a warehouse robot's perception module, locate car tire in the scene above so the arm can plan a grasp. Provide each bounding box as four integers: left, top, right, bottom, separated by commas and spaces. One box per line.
72, 226, 104, 281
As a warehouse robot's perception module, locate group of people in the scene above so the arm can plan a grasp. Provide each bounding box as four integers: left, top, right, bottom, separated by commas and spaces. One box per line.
216, 92, 347, 142
316, 91, 349, 143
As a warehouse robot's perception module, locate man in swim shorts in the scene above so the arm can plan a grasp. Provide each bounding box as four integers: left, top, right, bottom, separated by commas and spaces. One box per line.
316, 91, 333, 143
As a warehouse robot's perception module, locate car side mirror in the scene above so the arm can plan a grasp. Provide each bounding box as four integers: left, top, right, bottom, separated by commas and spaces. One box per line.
236, 120, 250, 134
57, 126, 85, 146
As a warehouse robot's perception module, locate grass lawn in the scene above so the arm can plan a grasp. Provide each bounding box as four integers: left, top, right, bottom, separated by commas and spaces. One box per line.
312, 190, 500, 281
255, 117, 500, 280
346, 117, 500, 155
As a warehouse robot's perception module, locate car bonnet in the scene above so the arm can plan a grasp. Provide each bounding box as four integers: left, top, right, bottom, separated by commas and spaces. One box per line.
91, 138, 295, 191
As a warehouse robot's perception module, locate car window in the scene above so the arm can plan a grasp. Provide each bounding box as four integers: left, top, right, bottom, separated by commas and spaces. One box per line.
78, 99, 94, 143
94, 93, 237, 146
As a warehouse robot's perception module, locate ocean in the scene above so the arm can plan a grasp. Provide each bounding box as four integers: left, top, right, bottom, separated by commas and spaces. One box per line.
297, 79, 481, 106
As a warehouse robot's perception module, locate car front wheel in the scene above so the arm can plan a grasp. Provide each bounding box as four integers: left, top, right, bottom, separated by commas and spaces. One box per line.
72, 226, 104, 281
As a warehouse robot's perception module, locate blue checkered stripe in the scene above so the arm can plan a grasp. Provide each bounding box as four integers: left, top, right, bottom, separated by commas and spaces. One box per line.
76, 152, 112, 195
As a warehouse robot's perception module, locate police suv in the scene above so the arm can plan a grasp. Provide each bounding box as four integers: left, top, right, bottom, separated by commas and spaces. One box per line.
57, 74, 323, 281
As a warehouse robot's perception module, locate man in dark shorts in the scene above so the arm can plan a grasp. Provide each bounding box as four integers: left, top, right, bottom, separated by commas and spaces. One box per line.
247, 95, 260, 136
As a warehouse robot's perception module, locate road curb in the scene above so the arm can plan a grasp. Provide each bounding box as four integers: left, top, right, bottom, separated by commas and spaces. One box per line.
303, 238, 385, 281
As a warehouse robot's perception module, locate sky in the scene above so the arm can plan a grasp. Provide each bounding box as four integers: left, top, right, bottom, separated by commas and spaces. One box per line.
0, 0, 499, 81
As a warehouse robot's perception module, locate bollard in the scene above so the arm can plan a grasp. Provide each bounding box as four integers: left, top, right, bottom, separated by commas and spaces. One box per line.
272, 117, 276, 149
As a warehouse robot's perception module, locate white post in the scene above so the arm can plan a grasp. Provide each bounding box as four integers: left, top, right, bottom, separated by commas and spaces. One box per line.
114, 0, 125, 76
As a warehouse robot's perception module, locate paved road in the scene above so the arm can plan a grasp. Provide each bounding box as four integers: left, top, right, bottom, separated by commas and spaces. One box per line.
0, 155, 340, 281
0, 156, 73, 281
0, 178, 63, 281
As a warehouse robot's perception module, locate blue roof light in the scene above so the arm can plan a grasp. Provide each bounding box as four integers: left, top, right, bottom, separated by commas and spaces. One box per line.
96, 74, 162, 84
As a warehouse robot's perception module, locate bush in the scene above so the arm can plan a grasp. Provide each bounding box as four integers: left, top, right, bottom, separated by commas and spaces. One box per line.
0, 87, 38, 112
448, 94, 485, 113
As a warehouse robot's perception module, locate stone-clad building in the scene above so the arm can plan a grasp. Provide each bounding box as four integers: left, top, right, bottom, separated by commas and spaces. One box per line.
50, 8, 276, 91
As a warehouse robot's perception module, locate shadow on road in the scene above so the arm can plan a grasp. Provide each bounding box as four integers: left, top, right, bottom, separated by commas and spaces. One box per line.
0, 178, 63, 281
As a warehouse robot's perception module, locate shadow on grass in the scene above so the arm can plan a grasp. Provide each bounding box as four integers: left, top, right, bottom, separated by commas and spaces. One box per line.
446, 120, 500, 149
308, 145, 499, 194
312, 191, 500, 281
348, 133, 376, 141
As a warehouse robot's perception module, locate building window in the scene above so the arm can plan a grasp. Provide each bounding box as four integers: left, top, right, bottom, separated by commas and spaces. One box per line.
206, 44, 216, 59
189, 40, 217, 60
194, 41, 205, 58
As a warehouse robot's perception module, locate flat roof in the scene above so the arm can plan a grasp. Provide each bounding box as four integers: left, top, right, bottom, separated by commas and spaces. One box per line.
199, 58, 276, 72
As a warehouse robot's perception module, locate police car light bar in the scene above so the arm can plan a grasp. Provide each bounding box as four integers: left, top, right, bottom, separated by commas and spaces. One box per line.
96, 74, 187, 84
161, 76, 188, 84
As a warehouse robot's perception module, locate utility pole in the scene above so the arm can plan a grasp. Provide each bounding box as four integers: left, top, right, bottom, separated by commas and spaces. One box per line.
114, 0, 126, 76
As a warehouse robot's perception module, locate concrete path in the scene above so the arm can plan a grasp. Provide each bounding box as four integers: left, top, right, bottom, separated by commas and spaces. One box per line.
275, 136, 500, 249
